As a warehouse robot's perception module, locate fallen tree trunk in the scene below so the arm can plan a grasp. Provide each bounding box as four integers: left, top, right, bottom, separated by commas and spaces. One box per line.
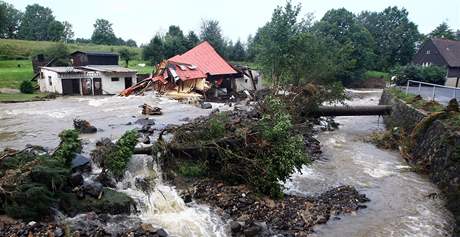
310, 105, 392, 117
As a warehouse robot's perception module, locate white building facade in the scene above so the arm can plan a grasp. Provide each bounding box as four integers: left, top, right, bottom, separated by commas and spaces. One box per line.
38, 65, 137, 95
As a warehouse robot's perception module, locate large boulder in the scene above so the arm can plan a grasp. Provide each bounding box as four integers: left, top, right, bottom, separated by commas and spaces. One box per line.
71, 154, 91, 172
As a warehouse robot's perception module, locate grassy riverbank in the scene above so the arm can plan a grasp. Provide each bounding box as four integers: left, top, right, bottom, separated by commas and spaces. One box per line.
0, 92, 51, 103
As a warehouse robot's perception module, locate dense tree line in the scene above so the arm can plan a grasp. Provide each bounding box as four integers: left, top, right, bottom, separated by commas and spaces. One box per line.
250, 2, 459, 86
0, 1, 137, 47
142, 21, 247, 65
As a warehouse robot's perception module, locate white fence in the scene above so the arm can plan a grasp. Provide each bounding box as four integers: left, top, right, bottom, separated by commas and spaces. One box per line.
404, 80, 460, 104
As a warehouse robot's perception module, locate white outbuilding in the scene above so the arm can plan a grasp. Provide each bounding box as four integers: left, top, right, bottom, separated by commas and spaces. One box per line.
38, 65, 137, 95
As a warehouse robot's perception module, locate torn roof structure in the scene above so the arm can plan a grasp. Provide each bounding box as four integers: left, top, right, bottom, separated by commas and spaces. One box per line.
168, 41, 239, 79
121, 41, 243, 96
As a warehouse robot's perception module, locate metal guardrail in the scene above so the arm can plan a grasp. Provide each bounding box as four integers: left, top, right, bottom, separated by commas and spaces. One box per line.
405, 80, 460, 102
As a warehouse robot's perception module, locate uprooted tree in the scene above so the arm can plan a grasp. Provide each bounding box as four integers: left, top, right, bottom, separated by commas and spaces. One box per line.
154, 88, 341, 198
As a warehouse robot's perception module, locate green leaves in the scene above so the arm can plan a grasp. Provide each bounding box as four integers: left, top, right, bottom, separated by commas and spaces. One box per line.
104, 130, 138, 179
52, 129, 81, 166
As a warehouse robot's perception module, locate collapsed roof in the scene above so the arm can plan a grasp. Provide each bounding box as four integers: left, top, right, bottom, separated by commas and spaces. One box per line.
168, 41, 239, 77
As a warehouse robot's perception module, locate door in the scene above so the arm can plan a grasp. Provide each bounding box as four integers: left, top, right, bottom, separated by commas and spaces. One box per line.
93, 78, 102, 95
81, 78, 93, 95
62, 79, 81, 95
124, 77, 133, 89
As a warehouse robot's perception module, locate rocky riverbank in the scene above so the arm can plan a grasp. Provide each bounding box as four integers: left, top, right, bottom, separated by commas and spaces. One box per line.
186, 180, 369, 236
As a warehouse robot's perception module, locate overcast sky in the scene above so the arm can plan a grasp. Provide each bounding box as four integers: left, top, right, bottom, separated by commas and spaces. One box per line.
5, 0, 460, 45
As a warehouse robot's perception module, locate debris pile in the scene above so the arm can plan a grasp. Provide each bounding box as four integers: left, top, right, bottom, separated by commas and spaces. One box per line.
0, 129, 137, 235
191, 180, 369, 236
73, 119, 97, 133
141, 103, 162, 115
157, 95, 313, 198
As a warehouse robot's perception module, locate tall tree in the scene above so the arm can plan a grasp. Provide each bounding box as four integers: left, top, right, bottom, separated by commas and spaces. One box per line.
186, 31, 200, 50
230, 39, 247, 61
252, 1, 309, 86
91, 19, 117, 45
126, 39, 137, 47
62, 21, 74, 43
429, 22, 456, 40
200, 19, 226, 55
17, 4, 63, 41
119, 48, 137, 67
358, 7, 421, 70
143, 35, 164, 65
0, 1, 21, 39
314, 8, 376, 84
163, 25, 187, 58
46, 20, 65, 41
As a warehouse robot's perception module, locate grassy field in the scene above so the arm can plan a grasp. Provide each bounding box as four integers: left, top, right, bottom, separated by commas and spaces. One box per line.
127, 60, 154, 74
0, 60, 34, 89
365, 70, 390, 81
0, 39, 142, 59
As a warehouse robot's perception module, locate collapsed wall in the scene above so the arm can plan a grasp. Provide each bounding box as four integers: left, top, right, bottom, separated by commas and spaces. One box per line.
380, 89, 460, 236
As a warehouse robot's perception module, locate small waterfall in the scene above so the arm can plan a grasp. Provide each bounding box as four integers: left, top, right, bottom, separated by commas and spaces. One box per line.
117, 154, 227, 237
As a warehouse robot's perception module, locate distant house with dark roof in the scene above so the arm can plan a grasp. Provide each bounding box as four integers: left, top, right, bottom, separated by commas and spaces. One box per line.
70, 51, 119, 66
413, 38, 460, 87
38, 51, 136, 95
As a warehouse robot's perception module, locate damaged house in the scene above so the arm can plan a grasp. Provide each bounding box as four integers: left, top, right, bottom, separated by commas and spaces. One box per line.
148, 41, 241, 96
123, 41, 263, 97
37, 51, 137, 95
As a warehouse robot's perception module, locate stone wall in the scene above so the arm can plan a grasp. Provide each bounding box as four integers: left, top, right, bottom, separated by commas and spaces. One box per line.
380, 89, 460, 236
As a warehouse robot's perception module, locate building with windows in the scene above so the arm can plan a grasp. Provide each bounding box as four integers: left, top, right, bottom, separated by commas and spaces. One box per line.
37, 51, 137, 95
413, 38, 460, 87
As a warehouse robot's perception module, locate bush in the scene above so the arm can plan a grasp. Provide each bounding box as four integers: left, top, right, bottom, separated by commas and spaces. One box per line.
52, 129, 81, 166
104, 130, 138, 178
19, 80, 34, 93
392, 64, 446, 85
161, 96, 310, 198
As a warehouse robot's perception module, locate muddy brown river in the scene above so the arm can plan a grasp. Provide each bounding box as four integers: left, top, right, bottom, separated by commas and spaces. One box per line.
0, 91, 455, 236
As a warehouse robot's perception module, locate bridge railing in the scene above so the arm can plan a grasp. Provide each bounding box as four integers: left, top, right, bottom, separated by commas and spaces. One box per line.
404, 80, 460, 104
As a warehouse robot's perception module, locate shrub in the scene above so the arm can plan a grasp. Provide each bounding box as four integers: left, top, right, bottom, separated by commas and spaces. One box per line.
104, 130, 138, 178
20, 80, 34, 94
4, 183, 55, 220
52, 129, 81, 166
392, 64, 446, 85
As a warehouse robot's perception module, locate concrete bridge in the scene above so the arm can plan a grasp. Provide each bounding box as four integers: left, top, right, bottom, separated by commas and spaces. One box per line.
310, 105, 392, 117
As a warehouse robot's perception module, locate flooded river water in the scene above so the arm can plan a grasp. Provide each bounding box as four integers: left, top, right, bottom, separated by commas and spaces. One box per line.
0, 91, 455, 236
286, 90, 454, 237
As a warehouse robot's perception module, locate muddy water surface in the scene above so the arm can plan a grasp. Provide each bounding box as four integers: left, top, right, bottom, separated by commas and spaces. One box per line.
285, 90, 454, 237
0, 91, 455, 236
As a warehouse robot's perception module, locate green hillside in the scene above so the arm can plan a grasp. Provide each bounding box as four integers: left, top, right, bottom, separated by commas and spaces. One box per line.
0, 39, 142, 60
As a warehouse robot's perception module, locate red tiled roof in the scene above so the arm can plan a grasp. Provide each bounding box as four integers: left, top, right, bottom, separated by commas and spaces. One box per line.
168, 41, 238, 76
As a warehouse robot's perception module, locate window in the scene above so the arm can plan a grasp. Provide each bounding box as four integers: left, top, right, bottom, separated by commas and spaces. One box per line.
426, 50, 431, 54
111, 77, 119, 81
48, 76, 52, 86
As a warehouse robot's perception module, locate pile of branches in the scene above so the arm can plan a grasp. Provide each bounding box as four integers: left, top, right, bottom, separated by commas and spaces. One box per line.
156, 95, 313, 198
0, 130, 81, 220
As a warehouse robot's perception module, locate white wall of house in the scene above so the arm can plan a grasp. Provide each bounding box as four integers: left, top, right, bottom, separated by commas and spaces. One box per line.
38, 70, 64, 94
235, 70, 265, 92
38, 69, 137, 95
99, 72, 137, 94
